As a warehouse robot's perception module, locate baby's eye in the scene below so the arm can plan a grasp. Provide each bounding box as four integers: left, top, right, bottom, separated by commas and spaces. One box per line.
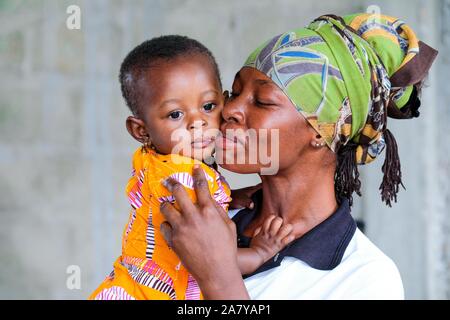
202, 103, 216, 112
168, 111, 183, 120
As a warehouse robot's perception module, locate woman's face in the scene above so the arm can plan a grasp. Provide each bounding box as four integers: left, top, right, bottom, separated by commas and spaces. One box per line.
216, 67, 318, 175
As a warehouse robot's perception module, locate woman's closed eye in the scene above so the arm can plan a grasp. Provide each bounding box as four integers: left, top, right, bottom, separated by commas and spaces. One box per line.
255, 99, 275, 106
255, 95, 277, 107
168, 110, 184, 120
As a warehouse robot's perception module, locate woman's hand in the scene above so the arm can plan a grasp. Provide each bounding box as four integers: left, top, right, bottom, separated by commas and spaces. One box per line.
160, 165, 250, 300
230, 183, 262, 209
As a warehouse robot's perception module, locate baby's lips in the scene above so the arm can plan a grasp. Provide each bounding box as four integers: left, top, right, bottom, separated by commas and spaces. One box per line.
191, 137, 215, 149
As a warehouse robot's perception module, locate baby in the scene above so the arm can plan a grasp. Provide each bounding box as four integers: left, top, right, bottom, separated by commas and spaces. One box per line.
89, 36, 293, 300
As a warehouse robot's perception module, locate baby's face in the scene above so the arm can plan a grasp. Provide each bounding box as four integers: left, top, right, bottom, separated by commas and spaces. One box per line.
138, 54, 223, 161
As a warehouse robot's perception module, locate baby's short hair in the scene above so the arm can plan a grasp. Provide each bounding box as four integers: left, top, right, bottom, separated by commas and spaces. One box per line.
119, 35, 221, 117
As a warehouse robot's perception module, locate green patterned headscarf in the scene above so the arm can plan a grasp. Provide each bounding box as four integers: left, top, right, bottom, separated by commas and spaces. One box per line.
245, 13, 437, 163
244, 13, 438, 205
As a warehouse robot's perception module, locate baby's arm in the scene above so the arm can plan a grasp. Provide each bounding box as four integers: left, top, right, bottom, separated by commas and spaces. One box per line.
236, 216, 294, 275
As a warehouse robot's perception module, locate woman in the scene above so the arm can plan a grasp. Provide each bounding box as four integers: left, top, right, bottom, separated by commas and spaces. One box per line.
160, 13, 438, 299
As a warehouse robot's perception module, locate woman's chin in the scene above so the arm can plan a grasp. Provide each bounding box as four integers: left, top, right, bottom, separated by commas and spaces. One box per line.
217, 162, 261, 174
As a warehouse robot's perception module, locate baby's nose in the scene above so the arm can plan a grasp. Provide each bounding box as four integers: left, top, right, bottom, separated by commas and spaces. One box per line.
189, 119, 207, 130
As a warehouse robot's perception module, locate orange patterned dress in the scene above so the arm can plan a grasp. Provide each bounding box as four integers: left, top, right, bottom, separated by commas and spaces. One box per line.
89, 148, 231, 300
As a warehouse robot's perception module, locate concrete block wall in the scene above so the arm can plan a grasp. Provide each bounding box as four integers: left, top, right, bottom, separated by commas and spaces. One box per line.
0, 0, 448, 299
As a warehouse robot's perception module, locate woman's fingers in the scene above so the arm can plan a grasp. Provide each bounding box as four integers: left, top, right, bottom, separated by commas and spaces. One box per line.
162, 177, 196, 217
213, 201, 234, 222
192, 165, 214, 208
160, 201, 182, 227
160, 221, 173, 248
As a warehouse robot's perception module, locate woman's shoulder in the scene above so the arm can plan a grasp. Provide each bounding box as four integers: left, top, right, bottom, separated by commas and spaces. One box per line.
243, 227, 404, 299
339, 229, 404, 299
346, 229, 397, 265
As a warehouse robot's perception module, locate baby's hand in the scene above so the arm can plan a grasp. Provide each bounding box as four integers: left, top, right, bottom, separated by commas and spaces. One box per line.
250, 215, 294, 264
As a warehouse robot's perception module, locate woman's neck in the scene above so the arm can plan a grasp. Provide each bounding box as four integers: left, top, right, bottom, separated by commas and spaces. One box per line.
246, 159, 338, 239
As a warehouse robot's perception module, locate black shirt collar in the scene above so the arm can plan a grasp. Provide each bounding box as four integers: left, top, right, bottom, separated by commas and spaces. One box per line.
232, 189, 356, 277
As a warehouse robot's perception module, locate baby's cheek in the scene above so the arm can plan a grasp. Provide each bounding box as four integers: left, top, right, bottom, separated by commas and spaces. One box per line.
158, 127, 188, 153
203, 107, 223, 130
212, 111, 223, 129
169, 138, 193, 156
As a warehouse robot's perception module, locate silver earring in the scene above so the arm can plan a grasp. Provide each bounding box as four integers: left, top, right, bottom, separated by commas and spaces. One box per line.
315, 141, 325, 148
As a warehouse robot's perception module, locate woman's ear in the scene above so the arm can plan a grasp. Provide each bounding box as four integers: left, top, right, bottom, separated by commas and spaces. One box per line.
310, 133, 326, 148
126, 116, 148, 143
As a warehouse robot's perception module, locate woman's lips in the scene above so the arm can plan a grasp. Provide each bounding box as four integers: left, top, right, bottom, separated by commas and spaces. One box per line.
216, 136, 242, 150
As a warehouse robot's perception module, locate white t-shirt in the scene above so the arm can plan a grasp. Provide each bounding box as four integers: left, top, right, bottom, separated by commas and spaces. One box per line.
229, 196, 404, 300
243, 229, 404, 300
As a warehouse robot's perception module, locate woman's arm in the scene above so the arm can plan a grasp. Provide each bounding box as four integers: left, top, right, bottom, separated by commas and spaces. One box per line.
160, 165, 250, 300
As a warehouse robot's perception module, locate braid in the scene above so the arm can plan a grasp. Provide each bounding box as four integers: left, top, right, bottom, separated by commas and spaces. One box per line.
334, 143, 361, 206
379, 129, 405, 207
334, 130, 405, 207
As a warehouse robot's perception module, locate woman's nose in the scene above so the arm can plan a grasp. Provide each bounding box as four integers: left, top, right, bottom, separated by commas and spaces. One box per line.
222, 95, 245, 125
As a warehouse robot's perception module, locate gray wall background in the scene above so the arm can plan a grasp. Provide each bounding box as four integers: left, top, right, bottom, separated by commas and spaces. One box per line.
0, 0, 448, 299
